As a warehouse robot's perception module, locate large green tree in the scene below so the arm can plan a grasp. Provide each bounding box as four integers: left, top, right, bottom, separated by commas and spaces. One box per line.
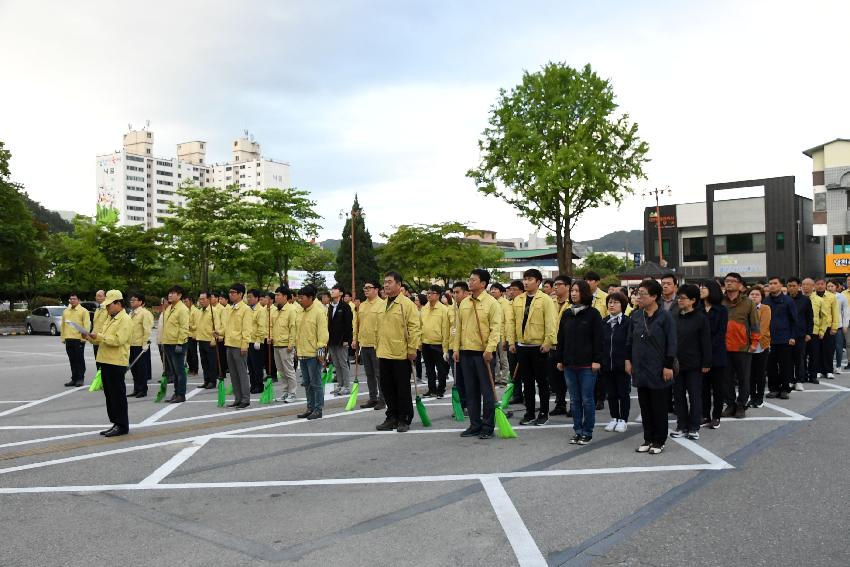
467, 62, 649, 275
376, 222, 503, 289
298, 245, 335, 291
335, 195, 379, 297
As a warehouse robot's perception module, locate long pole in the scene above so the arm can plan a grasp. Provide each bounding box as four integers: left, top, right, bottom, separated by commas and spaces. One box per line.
655, 190, 664, 266
350, 209, 356, 296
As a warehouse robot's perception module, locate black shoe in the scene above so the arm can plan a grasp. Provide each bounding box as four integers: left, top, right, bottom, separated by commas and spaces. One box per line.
478, 431, 493, 440
135, 392, 147, 398
550, 406, 567, 416
376, 419, 398, 431
373, 401, 386, 410
396, 423, 409, 432
307, 410, 322, 419
73, 382, 84, 387
204, 383, 216, 389
534, 414, 549, 426
64, 380, 77, 387
99, 425, 117, 436
195, 383, 207, 388
811, 378, 820, 384
227, 402, 241, 408
103, 428, 128, 438
361, 399, 378, 409
422, 391, 435, 398
569, 434, 581, 444
519, 414, 536, 426
509, 396, 523, 405
577, 435, 591, 445
436, 392, 445, 399
779, 391, 790, 400
236, 402, 250, 409
765, 392, 779, 399
460, 428, 481, 437
596, 401, 604, 410
127, 391, 140, 398
297, 410, 313, 419
168, 395, 186, 403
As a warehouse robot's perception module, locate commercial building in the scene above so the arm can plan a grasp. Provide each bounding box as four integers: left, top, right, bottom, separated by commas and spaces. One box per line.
643, 176, 822, 282
803, 138, 850, 276
96, 128, 290, 228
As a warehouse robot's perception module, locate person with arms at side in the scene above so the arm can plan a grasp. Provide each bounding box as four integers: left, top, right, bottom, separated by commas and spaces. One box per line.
183, 295, 200, 376
60, 292, 89, 387
762, 277, 798, 402
91, 290, 107, 369
353, 280, 386, 410
699, 280, 728, 429
421, 285, 452, 398
294, 285, 329, 419
746, 285, 771, 408
814, 278, 840, 379
127, 292, 154, 397
549, 275, 572, 416
556, 280, 603, 445
161, 285, 190, 403
802, 278, 823, 384
194, 291, 221, 390
327, 284, 354, 396
787, 278, 813, 391
506, 280, 524, 391
489, 283, 515, 386
721, 272, 760, 419
627, 279, 677, 455
670, 284, 711, 441
450, 281, 471, 412
272, 286, 299, 403
217, 284, 254, 409
601, 291, 633, 433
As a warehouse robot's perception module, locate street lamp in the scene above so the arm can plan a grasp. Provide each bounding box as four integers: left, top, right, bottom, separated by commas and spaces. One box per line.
339, 205, 364, 296
642, 186, 672, 267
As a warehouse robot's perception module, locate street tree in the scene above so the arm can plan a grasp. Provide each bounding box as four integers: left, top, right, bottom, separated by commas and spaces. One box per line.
467, 62, 649, 275
297, 245, 335, 291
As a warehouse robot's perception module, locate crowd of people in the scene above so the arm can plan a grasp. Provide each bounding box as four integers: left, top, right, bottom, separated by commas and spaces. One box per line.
57, 268, 848, 451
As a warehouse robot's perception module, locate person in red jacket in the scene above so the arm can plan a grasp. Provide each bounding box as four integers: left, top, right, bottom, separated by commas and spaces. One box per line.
721, 272, 760, 419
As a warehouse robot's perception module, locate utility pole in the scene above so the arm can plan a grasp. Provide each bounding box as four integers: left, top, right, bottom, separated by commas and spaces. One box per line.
643, 186, 672, 267
339, 203, 364, 295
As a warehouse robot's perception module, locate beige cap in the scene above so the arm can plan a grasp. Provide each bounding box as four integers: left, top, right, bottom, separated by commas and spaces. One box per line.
102, 289, 123, 307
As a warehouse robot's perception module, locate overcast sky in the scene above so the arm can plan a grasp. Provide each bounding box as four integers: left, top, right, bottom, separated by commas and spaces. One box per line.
2, 0, 848, 244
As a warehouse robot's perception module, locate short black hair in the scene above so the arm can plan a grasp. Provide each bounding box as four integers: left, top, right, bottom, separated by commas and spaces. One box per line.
509, 280, 524, 291
554, 275, 571, 286
332, 283, 346, 294
275, 286, 292, 299
385, 271, 404, 284
168, 285, 185, 297
606, 291, 629, 314
417, 293, 427, 306
183, 295, 194, 303
247, 288, 262, 298
639, 279, 662, 300
584, 271, 601, 282
571, 280, 593, 306
725, 272, 744, 284
209, 290, 219, 299
429, 285, 443, 294
678, 283, 700, 302
68, 293, 79, 299
768, 276, 784, 285
470, 268, 491, 285
542, 279, 554, 288
365, 279, 380, 288
786, 276, 801, 285
522, 269, 542, 281
230, 283, 246, 296
661, 273, 678, 286
130, 292, 146, 305
701, 279, 723, 306
300, 285, 317, 298
490, 283, 505, 293
452, 281, 469, 292
266, 292, 275, 301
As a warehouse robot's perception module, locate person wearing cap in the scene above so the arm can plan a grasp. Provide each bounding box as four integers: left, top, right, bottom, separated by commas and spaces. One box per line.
127, 292, 154, 397
161, 285, 190, 403
85, 290, 132, 437
217, 283, 254, 409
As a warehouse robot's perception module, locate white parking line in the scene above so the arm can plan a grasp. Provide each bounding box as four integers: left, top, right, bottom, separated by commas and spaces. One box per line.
0, 430, 103, 450
139, 438, 210, 485
761, 402, 810, 420
137, 387, 204, 426
811, 380, 850, 392
669, 436, 733, 468
0, 389, 82, 418
481, 476, 547, 567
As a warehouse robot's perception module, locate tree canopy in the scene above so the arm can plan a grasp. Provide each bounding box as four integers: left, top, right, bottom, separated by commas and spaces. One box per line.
335, 195, 379, 298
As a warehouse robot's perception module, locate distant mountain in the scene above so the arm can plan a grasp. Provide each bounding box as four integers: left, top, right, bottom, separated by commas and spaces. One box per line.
577, 230, 643, 254
30, 201, 74, 233
320, 239, 342, 252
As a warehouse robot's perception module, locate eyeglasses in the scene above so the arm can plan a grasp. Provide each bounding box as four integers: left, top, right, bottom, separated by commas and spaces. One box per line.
363, 286, 375, 290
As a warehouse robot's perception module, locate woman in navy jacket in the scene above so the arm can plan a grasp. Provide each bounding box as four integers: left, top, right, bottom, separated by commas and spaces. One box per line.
556, 280, 603, 446
699, 280, 728, 429
601, 291, 633, 433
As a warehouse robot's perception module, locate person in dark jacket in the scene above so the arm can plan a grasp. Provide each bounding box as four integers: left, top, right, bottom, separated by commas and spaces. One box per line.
786, 277, 813, 391
699, 280, 728, 429
601, 292, 633, 433
626, 279, 677, 455
762, 276, 799, 400
327, 284, 354, 395
670, 284, 712, 440
556, 280, 603, 446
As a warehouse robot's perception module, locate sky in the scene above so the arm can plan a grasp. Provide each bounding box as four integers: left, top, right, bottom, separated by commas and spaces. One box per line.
2, 0, 849, 245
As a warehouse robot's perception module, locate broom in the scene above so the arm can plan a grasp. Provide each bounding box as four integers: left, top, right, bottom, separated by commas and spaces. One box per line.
470, 297, 515, 438
449, 354, 466, 421
412, 361, 431, 426
259, 377, 274, 404
154, 375, 168, 403
89, 369, 103, 392
322, 363, 335, 385
345, 350, 360, 411
500, 363, 520, 410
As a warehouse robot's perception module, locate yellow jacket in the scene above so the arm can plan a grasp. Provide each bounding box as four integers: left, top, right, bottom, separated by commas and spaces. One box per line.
592, 288, 608, 317
60, 305, 90, 342
377, 294, 421, 360
421, 301, 451, 351
809, 292, 824, 337
187, 305, 201, 339
823, 291, 840, 332
512, 291, 557, 347
161, 301, 189, 345
271, 303, 297, 348
195, 304, 223, 343
295, 300, 328, 357
811, 291, 838, 336
356, 297, 386, 348
452, 291, 502, 352
130, 307, 154, 347
250, 304, 270, 343
497, 296, 516, 345
91, 310, 132, 366
221, 301, 253, 350
92, 306, 109, 335
551, 299, 571, 346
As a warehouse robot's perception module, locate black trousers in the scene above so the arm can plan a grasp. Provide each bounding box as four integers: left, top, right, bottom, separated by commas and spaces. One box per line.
101, 363, 129, 431
638, 386, 670, 445
415, 350, 423, 379
806, 336, 821, 380
379, 358, 414, 425
792, 337, 807, 384
548, 351, 566, 410
674, 368, 703, 432
460, 350, 495, 434
451, 351, 466, 408
248, 345, 265, 391
93, 345, 101, 370
507, 348, 520, 398
749, 350, 769, 402
516, 346, 549, 418
65, 339, 86, 384
702, 366, 725, 421
421, 344, 448, 395
129, 346, 151, 394
198, 340, 218, 385
604, 370, 631, 420
724, 351, 751, 410
767, 343, 794, 394
186, 338, 198, 374
820, 332, 836, 375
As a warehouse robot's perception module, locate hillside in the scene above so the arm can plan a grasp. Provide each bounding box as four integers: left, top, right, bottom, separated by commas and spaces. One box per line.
578, 230, 643, 254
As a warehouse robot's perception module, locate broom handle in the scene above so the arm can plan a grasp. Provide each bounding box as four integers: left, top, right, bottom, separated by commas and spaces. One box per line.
267, 306, 272, 375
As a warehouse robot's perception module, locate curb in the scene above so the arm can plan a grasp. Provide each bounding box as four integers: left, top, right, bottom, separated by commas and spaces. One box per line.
0, 331, 27, 336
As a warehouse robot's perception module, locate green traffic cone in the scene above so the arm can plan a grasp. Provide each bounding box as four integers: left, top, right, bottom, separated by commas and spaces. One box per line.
88, 369, 103, 392
217, 379, 226, 407
154, 375, 168, 403
259, 378, 274, 404
451, 386, 465, 421
345, 380, 359, 411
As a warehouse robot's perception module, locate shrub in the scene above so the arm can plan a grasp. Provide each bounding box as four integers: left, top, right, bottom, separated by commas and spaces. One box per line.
29, 296, 63, 310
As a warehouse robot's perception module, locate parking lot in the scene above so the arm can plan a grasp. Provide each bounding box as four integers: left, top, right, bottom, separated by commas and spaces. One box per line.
1, 334, 849, 566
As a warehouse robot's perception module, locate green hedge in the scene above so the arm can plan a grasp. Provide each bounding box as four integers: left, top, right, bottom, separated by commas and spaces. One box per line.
0, 311, 29, 324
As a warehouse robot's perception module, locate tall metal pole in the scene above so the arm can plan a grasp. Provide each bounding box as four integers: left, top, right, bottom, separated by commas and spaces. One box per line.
350, 208, 356, 297
655, 190, 664, 266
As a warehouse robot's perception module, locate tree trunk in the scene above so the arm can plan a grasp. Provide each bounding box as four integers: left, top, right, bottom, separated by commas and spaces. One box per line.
563, 226, 573, 277
283, 255, 290, 285
201, 243, 209, 291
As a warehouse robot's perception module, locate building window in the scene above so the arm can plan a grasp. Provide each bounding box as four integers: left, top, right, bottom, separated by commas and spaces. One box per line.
682, 236, 708, 262
156, 180, 173, 186
127, 155, 144, 162
714, 233, 766, 254
126, 195, 145, 202
776, 232, 785, 251
651, 238, 671, 260
156, 160, 172, 167
815, 193, 826, 212
832, 235, 850, 254
226, 166, 232, 171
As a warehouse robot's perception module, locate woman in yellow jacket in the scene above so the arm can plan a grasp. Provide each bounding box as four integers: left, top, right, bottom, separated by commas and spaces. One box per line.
747, 285, 771, 408
86, 290, 132, 437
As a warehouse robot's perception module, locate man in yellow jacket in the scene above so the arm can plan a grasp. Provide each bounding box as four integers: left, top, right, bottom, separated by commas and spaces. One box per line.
216, 283, 254, 409
375, 271, 421, 432
183, 295, 201, 376
814, 278, 841, 379
85, 290, 132, 437
161, 285, 190, 403
91, 289, 108, 369
294, 285, 329, 420
511, 268, 557, 426
272, 286, 298, 403
246, 289, 269, 394
488, 283, 515, 386
127, 292, 154, 397
549, 274, 572, 416
585, 271, 609, 317
353, 279, 386, 410
453, 269, 502, 439
421, 285, 452, 398
195, 291, 222, 389
60, 292, 90, 387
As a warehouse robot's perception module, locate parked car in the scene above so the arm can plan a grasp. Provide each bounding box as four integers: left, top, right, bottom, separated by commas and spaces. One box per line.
25, 306, 67, 336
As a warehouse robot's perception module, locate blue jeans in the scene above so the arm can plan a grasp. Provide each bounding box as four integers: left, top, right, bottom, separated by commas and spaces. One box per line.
835, 328, 845, 370
300, 357, 323, 411
565, 367, 597, 437
164, 343, 188, 396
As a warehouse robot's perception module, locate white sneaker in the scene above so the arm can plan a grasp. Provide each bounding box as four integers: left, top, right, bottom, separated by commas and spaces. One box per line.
827, 373, 835, 379
670, 429, 686, 438
287, 393, 297, 402
276, 395, 288, 402
614, 419, 627, 432
604, 419, 617, 432
794, 382, 805, 392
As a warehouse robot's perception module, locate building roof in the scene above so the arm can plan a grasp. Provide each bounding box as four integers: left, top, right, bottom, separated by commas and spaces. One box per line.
802, 138, 850, 158
502, 247, 580, 260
